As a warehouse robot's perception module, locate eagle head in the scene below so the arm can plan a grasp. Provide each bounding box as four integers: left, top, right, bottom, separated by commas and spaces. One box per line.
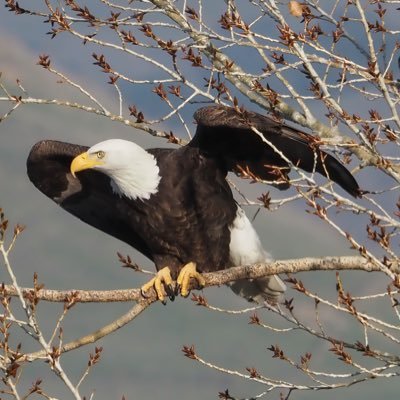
70, 139, 161, 200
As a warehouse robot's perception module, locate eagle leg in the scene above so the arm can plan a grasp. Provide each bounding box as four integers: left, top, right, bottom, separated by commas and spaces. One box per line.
176, 262, 206, 298
141, 266, 175, 304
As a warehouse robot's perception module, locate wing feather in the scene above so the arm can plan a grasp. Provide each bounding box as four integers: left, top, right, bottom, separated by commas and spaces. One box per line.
192, 105, 360, 197
26, 140, 153, 259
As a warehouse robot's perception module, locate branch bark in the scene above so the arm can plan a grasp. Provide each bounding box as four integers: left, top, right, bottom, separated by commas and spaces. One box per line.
3, 255, 386, 304
10, 255, 389, 363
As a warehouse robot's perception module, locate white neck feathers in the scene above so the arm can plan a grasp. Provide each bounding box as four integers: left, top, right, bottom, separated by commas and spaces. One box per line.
109, 150, 161, 200
89, 139, 161, 201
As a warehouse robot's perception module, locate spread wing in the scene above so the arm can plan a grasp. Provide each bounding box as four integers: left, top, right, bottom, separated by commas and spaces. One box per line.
26, 140, 153, 259
191, 105, 360, 197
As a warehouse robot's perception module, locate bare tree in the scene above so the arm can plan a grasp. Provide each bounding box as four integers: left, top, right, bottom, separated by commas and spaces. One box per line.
1, 1, 399, 399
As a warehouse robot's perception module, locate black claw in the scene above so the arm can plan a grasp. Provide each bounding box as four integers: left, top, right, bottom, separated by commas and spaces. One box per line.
161, 299, 167, 306
166, 284, 175, 302
175, 284, 181, 297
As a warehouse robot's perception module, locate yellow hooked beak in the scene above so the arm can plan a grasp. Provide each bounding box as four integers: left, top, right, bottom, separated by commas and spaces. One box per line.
70, 152, 104, 178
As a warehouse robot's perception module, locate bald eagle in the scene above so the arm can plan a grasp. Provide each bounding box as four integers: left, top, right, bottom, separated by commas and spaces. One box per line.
27, 105, 360, 303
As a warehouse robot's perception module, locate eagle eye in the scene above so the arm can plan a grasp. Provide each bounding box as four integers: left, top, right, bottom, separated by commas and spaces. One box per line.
96, 151, 105, 159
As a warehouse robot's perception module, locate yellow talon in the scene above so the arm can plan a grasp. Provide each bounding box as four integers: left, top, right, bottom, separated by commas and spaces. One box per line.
177, 262, 205, 297
141, 266, 173, 302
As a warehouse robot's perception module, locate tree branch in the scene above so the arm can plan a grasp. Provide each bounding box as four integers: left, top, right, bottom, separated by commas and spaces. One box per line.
3, 256, 387, 304
6, 254, 383, 363
23, 298, 154, 362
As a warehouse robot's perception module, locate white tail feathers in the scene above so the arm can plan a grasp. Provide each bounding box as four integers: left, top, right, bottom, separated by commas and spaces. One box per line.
229, 207, 286, 304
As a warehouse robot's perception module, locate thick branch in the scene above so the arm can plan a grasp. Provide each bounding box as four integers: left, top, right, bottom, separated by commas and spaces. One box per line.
12, 255, 390, 363
3, 256, 386, 304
